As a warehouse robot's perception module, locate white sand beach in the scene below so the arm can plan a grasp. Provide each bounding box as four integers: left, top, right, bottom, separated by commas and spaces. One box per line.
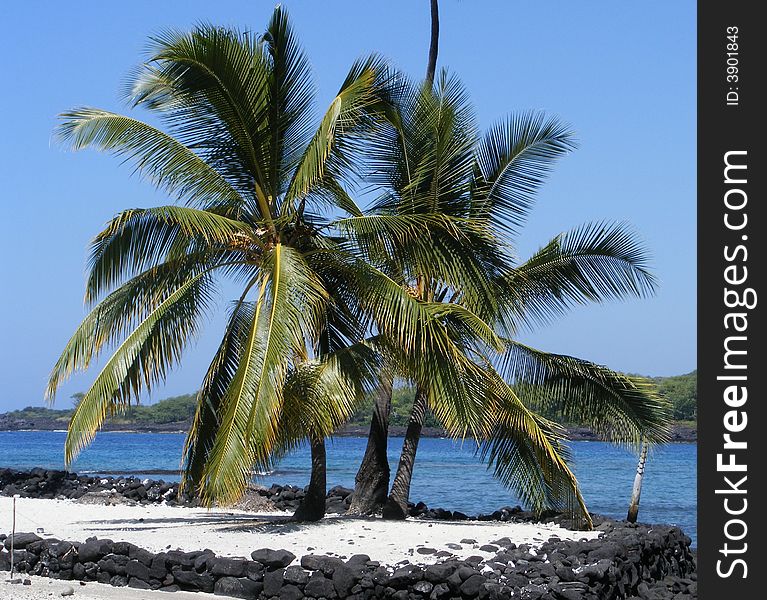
2, 495, 599, 598
1, 575, 223, 600
1, 496, 597, 564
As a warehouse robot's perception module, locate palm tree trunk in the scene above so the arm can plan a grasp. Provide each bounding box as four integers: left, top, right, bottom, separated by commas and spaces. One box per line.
626, 439, 649, 523
348, 375, 393, 514
382, 385, 428, 519
293, 436, 327, 522
425, 0, 440, 85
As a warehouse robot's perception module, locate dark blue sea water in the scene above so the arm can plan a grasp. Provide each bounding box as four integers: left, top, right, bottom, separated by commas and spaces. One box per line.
0, 431, 696, 546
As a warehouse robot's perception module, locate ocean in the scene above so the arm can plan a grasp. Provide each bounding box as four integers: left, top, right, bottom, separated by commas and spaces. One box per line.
0, 431, 697, 546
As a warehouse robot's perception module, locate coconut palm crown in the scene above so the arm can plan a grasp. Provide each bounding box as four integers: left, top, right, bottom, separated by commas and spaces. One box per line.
344, 71, 671, 523
46, 8, 398, 507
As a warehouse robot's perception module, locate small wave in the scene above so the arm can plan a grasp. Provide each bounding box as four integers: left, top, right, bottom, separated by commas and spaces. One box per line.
79, 469, 180, 476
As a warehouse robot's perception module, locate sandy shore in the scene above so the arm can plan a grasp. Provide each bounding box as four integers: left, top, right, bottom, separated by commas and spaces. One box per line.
1, 575, 223, 600
2, 495, 599, 598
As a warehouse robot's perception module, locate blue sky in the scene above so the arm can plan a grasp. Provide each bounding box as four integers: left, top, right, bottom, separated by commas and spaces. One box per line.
0, 1, 696, 411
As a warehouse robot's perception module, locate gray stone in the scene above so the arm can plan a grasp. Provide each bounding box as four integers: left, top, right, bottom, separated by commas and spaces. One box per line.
251, 548, 296, 569
245, 561, 265, 581
304, 572, 337, 598
425, 563, 457, 583
263, 568, 285, 596
389, 566, 423, 587
209, 557, 248, 578
520, 583, 546, 600
165, 550, 198, 569
301, 554, 345, 575
460, 574, 487, 597
413, 580, 434, 594
430, 582, 451, 599
128, 577, 152, 589
333, 564, 357, 596
149, 555, 168, 579
3, 532, 43, 550
128, 545, 154, 566
78, 540, 111, 563
213, 576, 264, 599
279, 583, 304, 600
579, 559, 612, 581
126, 559, 150, 582
284, 565, 310, 585
171, 568, 215, 593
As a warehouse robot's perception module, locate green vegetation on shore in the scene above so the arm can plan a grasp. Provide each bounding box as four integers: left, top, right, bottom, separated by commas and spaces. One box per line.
3, 393, 197, 426
654, 371, 696, 421
3, 371, 696, 429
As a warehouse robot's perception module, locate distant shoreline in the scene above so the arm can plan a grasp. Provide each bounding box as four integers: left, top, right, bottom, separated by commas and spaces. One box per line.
0, 418, 697, 442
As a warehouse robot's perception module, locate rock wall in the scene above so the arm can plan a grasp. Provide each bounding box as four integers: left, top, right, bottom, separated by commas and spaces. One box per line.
1, 518, 696, 600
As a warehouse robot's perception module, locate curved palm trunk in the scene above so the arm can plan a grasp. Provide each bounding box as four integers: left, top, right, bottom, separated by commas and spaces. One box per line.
626, 439, 649, 523
348, 375, 393, 514
382, 385, 428, 519
425, 0, 440, 85
293, 436, 326, 522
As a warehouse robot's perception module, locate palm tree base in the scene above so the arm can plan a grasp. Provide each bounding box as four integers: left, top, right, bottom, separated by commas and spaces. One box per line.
349, 377, 392, 515
381, 495, 409, 520
292, 437, 327, 522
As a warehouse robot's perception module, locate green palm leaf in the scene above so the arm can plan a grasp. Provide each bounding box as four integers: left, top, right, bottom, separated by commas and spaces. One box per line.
196, 244, 327, 504
285, 55, 391, 211
478, 369, 591, 526
181, 299, 255, 495
62, 270, 213, 464
56, 109, 245, 210
496, 221, 658, 333
499, 341, 671, 446
472, 111, 576, 237
86, 205, 255, 302
47, 258, 212, 400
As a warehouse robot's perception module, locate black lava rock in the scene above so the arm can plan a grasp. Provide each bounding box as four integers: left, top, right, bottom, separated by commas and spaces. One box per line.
251, 548, 296, 569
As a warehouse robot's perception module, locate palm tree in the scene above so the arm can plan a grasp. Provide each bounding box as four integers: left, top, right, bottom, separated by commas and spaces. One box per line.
426, 0, 440, 85
344, 71, 671, 522
627, 438, 649, 523
348, 0, 441, 517
45, 8, 396, 518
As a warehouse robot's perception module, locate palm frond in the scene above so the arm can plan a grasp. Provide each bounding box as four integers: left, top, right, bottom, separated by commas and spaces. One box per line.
47, 258, 215, 401
478, 369, 591, 526
471, 111, 576, 237
181, 299, 255, 495
196, 244, 327, 504
499, 341, 671, 446
56, 109, 245, 210
130, 24, 274, 219
496, 221, 658, 333
284, 55, 392, 211
86, 205, 254, 302
62, 271, 213, 464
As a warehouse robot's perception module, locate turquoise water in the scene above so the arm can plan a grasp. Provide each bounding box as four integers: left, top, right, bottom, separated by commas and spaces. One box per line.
0, 431, 696, 545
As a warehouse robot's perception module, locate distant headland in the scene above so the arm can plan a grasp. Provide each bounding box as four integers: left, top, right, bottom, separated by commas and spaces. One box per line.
0, 372, 696, 442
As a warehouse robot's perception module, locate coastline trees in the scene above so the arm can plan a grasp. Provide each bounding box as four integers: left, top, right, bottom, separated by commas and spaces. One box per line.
344, 72, 670, 521
47, 6, 670, 526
